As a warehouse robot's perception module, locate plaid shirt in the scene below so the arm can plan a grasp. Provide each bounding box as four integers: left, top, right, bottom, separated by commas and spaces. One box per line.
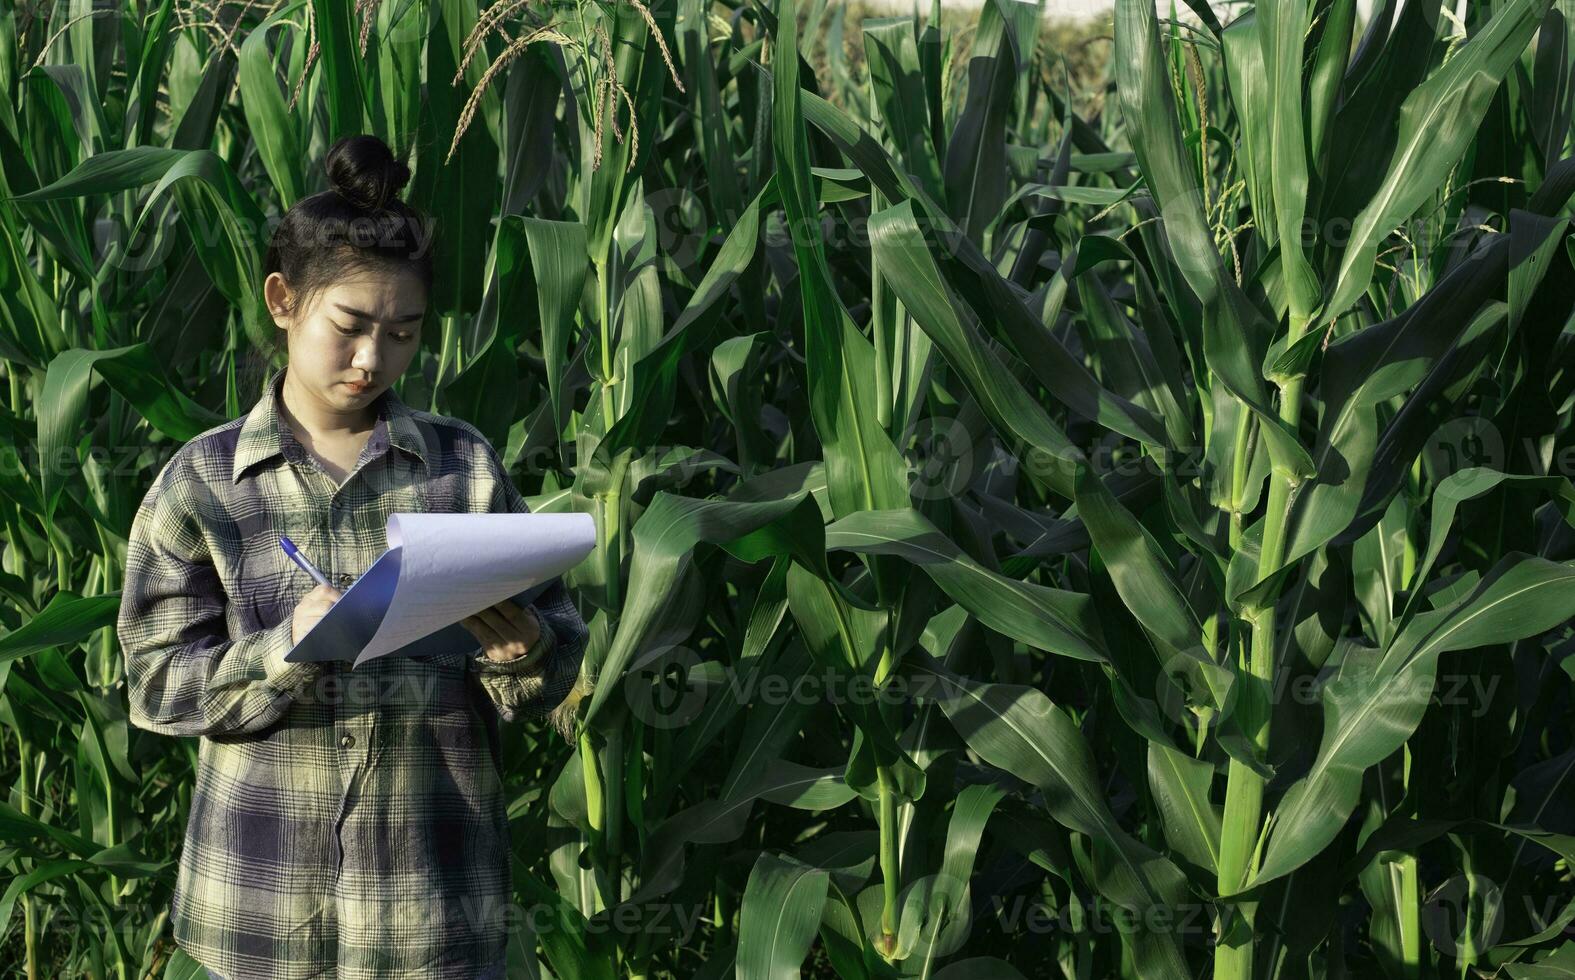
117, 365, 588, 980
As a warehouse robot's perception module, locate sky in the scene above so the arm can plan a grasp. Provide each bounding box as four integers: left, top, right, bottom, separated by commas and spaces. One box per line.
862, 0, 1381, 26
860, 0, 1224, 21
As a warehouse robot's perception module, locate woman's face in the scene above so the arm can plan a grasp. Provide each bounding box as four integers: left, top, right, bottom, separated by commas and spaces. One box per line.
265, 266, 426, 417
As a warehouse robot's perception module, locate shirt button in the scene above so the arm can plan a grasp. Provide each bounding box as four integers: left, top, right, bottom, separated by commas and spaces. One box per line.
340, 733, 355, 749
337, 572, 353, 587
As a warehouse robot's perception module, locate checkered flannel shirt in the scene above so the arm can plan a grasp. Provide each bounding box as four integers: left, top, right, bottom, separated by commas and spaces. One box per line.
116, 365, 588, 979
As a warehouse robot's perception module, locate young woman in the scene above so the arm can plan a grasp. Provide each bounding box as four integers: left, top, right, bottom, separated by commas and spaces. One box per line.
116, 135, 589, 980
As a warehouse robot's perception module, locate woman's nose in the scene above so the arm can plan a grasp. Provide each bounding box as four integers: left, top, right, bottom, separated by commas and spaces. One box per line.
350, 340, 381, 372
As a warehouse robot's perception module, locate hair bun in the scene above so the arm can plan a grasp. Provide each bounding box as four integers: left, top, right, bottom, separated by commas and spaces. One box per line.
324, 135, 410, 211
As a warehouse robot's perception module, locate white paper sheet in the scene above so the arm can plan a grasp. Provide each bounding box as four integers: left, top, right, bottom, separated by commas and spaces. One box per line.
284, 512, 596, 667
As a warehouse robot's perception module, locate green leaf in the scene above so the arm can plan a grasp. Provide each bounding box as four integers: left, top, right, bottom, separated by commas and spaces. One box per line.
0, 591, 121, 664
824, 508, 1107, 663
771, 0, 909, 532
862, 17, 943, 204
412, 0, 498, 317
908, 652, 1193, 976
784, 561, 915, 774
237, 3, 306, 208
621, 759, 845, 910
39, 345, 223, 521
0, 800, 98, 857
1280, 244, 1515, 576
581, 492, 817, 728
894, 783, 1005, 962
868, 199, 1082, 495
1070, 237, 1195, 450
1073, 461, 1233, 714
6, 146, 186, 202
1115, 0, 1313, 482
736, 853, 831, 980
1320, 0, 1556, 324
942, 0, 1018, 241
1252, 554, 1575, 886
1400, 468, 1575, 630
311, 0, 368, 142
1257, 0, 1319, 322
1305, 0, 1357, 173
127, 150, 271, 342
791, 68, 1169, 453
1147, 740, 1222, 876
601, 182, 776, 459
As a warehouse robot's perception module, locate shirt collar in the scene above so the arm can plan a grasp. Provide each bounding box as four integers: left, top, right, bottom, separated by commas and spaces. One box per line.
231, 365, 429, 484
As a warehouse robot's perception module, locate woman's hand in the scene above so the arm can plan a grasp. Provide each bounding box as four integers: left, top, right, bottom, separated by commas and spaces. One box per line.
291, 584, 343, 645
462, 601, 544, 665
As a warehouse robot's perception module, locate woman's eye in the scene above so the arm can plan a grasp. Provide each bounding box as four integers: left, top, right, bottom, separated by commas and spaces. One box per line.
337, 322, 413, 342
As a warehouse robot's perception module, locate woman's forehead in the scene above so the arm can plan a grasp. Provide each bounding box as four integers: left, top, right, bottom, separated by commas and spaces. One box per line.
320, 271, 427, 318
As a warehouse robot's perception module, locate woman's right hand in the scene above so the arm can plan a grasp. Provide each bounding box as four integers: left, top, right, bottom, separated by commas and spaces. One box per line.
291, 584, 343, 645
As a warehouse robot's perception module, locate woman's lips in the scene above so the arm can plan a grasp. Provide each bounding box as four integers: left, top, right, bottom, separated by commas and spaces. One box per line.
344, 381, 371, 394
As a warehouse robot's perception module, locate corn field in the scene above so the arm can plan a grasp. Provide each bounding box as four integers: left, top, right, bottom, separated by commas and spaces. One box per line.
3, 0, 1575, 976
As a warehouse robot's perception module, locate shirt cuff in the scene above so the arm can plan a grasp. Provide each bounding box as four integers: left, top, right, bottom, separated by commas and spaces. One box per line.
470, 609, 556, 676
262, 620, 324, 693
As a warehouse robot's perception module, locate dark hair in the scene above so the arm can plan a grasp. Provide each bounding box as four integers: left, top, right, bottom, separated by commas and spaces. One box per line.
244, 135, 435, 389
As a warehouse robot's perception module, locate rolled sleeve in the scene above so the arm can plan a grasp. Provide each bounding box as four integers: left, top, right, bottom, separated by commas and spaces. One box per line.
118, 456, 325, 738
467, 584, 588, 735
469, 605, 557, 717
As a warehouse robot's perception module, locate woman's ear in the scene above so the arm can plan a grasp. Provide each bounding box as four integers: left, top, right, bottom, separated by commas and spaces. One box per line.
263, 272, 295, 327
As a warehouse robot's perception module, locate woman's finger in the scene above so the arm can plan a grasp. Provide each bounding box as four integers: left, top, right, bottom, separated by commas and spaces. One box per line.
495, 601, 534, 632
476, 604, 534, 646
462, 614, 505, 649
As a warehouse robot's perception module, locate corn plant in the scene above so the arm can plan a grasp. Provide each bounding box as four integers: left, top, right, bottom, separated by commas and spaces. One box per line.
3, 0, 1575, 978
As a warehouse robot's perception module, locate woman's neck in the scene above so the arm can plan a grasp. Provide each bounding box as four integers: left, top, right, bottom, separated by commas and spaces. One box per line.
279, 371, 375, 445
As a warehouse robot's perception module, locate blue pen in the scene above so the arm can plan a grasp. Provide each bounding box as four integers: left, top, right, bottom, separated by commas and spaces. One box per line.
279, 535, 333, 588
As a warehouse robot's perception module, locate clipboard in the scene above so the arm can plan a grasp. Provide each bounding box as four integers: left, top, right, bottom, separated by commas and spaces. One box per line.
285, 512, 594, 668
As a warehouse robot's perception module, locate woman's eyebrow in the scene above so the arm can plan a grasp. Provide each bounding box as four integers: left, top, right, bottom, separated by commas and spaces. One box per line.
332, 303, 424, 323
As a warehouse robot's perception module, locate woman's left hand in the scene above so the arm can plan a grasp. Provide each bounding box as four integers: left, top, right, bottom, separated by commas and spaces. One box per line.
461, 601, 544, 665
